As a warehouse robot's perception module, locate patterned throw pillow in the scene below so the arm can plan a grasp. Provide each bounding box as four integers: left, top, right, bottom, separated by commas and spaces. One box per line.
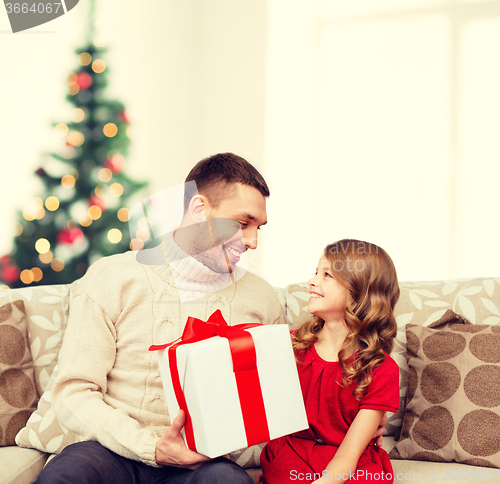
0, 284, 71, 397
11, 283, 79, 454
15, 364, 80, 453
390, 310, 500, 467
0, 300, 38, 446
24, 285, 70, 397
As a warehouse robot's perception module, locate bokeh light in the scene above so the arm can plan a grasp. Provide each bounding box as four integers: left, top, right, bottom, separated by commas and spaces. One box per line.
107, 228, 122, 244
67, 131, 85, 147
68, 82, 80, 95
117, 207, 129, 222
130, 238, 144, 251
31, 267, 43, 282
71, 108, 85, 123
20, 269, 34, 284
88, 205, 102, 220
45, 196, 60, 211
98, 168, 112, 182
79, 213, 92, 227
35, 238, 50, 254
35, 207, 46, 220
23, 198, 44, 221
22, 211, 34, 222
92, 59, 106, 74
103, 123, 118, 138
55, 123, 69, 137
51, 258, 65, 272
23, 209, 35, 222
138, 217, 151, 229
61, 174, 76, 188
78, 52, 92, 66
109, 183, 123, 197
39, 251, 53, 264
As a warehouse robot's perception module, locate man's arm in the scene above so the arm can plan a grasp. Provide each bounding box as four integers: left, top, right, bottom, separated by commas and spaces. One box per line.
51, 290, 161, 465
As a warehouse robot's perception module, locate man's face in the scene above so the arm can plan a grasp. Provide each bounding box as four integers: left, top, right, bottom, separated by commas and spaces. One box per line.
192, 183, 267, 273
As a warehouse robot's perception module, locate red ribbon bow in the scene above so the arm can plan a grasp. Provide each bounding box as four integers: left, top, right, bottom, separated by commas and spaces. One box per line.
149, 310, 270, 452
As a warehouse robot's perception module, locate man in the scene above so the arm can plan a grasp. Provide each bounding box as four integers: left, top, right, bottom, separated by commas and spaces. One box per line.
35, 153, 285, 483
35, 153, 386, 483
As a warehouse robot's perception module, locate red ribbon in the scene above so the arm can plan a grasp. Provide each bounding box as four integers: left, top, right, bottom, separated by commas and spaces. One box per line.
149, 310, 270, 452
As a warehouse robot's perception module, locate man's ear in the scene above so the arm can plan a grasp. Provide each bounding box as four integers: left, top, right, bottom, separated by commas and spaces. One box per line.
188, 195, 208, 223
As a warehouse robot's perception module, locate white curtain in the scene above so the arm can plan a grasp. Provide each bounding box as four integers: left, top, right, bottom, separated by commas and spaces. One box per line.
261, 0, 500, 287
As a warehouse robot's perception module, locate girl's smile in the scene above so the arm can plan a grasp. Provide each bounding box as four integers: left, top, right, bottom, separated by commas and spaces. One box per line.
307, 255, 348, 322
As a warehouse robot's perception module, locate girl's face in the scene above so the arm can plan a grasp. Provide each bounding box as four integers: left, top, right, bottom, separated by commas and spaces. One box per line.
308, 255, 348, 322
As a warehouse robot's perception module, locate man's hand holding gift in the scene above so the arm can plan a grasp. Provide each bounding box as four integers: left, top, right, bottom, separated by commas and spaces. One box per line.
155, 410, 211, 468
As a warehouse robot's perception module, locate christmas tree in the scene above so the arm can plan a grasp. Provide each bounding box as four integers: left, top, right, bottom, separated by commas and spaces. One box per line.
0, 3, 148, 289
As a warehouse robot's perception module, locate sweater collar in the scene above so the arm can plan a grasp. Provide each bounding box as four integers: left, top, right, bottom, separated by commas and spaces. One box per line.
143, 231, 246, 302
164, 230, 231, 284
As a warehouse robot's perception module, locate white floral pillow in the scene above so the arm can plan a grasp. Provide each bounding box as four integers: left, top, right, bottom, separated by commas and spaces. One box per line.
15, 364, 80, 453
0, 284, 71, 396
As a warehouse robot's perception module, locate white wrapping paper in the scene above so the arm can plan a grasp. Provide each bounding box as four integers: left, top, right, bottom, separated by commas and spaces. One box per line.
155, 324, 308, 458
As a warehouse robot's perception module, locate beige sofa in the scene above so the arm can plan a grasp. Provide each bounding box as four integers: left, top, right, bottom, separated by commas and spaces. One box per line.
1, 276, 499, 484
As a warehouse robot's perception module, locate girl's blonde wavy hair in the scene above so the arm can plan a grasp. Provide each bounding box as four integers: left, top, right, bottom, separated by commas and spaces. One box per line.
292, 239, 400, 400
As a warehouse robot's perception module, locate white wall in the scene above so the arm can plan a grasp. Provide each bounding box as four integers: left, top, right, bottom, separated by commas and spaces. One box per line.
260, 0, 500, 288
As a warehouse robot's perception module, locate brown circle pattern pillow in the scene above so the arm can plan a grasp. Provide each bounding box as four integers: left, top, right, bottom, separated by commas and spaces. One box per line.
390, 310, 500, 467
0, 300, 38, 446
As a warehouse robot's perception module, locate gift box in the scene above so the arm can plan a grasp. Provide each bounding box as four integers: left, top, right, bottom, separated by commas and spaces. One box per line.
149, 310, 308, 458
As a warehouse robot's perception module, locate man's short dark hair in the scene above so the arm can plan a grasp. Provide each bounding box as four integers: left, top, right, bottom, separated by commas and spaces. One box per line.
183, 153, 270, 212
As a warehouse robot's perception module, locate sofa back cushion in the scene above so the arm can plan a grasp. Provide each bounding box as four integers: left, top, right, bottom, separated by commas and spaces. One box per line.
283, 277, 500, 435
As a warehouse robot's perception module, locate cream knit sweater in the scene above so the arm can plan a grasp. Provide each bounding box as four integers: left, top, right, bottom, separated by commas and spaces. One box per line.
51, 238, 286, 466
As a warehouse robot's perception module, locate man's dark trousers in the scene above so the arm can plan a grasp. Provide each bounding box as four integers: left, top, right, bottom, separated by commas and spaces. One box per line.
34, 441, 254, 484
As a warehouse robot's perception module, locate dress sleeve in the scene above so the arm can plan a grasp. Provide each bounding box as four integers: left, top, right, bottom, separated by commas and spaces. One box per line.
359, 353, 400, 413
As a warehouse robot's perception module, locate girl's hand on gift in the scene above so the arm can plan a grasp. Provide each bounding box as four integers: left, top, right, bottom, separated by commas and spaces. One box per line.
155, 409, 211, 469
255, 471, 264, 484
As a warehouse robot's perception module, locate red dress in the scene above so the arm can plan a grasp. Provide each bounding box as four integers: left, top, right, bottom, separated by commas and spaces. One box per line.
260, 345, 399, 484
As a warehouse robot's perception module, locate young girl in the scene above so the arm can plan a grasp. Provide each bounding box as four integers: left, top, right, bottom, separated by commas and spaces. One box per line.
259, 239, 400, 484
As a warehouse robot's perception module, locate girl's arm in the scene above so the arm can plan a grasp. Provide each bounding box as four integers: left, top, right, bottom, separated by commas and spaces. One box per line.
313, 409, 385, 484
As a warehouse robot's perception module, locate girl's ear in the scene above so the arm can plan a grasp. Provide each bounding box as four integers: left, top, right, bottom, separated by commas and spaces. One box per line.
188, 195, 208, 223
